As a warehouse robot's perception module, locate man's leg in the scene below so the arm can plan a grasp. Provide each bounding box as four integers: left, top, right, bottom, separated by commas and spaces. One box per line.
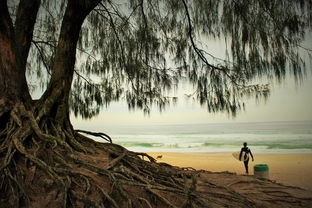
244, 159, 249, 174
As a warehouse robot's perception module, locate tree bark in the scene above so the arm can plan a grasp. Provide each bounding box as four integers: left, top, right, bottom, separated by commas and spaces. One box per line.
0, 1, 24, 102
0, 0, 40, 111
39, 0, 101, 126
15, 0, 41, 74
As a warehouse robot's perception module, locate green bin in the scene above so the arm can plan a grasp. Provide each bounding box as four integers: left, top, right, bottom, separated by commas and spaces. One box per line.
253, 164, 269, 179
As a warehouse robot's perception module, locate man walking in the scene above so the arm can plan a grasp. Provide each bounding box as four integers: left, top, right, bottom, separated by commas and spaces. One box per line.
239, 142, 254, 174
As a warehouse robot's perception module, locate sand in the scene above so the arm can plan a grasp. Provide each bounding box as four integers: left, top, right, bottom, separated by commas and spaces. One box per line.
147, 152, 312, 191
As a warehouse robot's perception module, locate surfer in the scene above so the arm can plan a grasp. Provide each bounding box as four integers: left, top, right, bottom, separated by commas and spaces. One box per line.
239, 142, 254, 174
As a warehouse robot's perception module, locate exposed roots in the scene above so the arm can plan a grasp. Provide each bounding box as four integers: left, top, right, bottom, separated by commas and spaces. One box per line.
1, 103, 312, 208
0, 103, 216, 208
76, 129, 112, 143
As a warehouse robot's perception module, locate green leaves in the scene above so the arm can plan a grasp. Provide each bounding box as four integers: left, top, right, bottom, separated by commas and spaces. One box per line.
25, 0, 311, 118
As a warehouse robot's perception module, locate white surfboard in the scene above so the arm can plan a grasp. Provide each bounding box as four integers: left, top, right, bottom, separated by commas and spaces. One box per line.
232, 151, 249, 161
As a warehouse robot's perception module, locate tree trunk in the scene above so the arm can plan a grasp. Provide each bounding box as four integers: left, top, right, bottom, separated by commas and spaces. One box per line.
39, 0, 101, 127
0, 0, 108, 206
0, 1, 31, 104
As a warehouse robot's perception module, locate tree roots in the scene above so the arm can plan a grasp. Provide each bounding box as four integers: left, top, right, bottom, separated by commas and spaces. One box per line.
1, 103, 216, 208
1, 104, 311, 208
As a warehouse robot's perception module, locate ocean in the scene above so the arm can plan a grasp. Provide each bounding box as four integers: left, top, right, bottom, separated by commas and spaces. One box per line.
90, 120, 312, 154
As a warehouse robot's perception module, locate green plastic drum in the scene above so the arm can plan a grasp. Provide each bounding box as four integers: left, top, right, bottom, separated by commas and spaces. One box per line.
254, 164, 269, 178
254, 164, 269, 172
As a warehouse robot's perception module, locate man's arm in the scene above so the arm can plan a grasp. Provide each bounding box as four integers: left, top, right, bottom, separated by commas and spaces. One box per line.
250, 150, 254, 161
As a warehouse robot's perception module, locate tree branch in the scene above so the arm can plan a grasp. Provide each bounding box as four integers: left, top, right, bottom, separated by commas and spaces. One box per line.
181, 0, 220, 71
98, 2, 138, 92
181, 0, 243, 87
32, 40, 52, 75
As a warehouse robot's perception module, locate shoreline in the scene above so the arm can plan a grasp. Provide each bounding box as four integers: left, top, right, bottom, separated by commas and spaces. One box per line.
146, 152, 312, 191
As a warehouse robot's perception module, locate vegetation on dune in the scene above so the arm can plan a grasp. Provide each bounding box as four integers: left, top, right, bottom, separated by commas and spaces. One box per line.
0, 0, 311, 207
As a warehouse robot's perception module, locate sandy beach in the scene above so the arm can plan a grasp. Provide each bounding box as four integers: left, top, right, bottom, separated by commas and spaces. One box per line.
147, 152, 312, 191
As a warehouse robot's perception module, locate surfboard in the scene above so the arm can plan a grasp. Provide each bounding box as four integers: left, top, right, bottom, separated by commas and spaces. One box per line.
232, 151, 249, 161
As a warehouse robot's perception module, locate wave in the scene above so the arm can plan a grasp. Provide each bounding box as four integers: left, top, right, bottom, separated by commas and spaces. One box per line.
101, 121, 312, 153
117, 142, 163, 148
115, 141, 312, 152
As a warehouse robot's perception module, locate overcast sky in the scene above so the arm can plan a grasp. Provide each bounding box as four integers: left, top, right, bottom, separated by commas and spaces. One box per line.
71, 73, 312, 133
72, 36, 312, 130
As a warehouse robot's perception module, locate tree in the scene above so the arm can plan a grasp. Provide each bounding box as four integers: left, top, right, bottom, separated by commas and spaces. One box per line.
0, 0, 311, 207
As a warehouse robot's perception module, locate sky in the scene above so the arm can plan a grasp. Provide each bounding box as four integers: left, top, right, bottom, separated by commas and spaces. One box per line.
71, 73, 312, 132
26, 20, 312, 131
71, 37, 312, 132
27, 34, 311, 132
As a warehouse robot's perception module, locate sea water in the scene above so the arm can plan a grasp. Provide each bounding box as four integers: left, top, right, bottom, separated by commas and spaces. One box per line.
93, 120, 312, 153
